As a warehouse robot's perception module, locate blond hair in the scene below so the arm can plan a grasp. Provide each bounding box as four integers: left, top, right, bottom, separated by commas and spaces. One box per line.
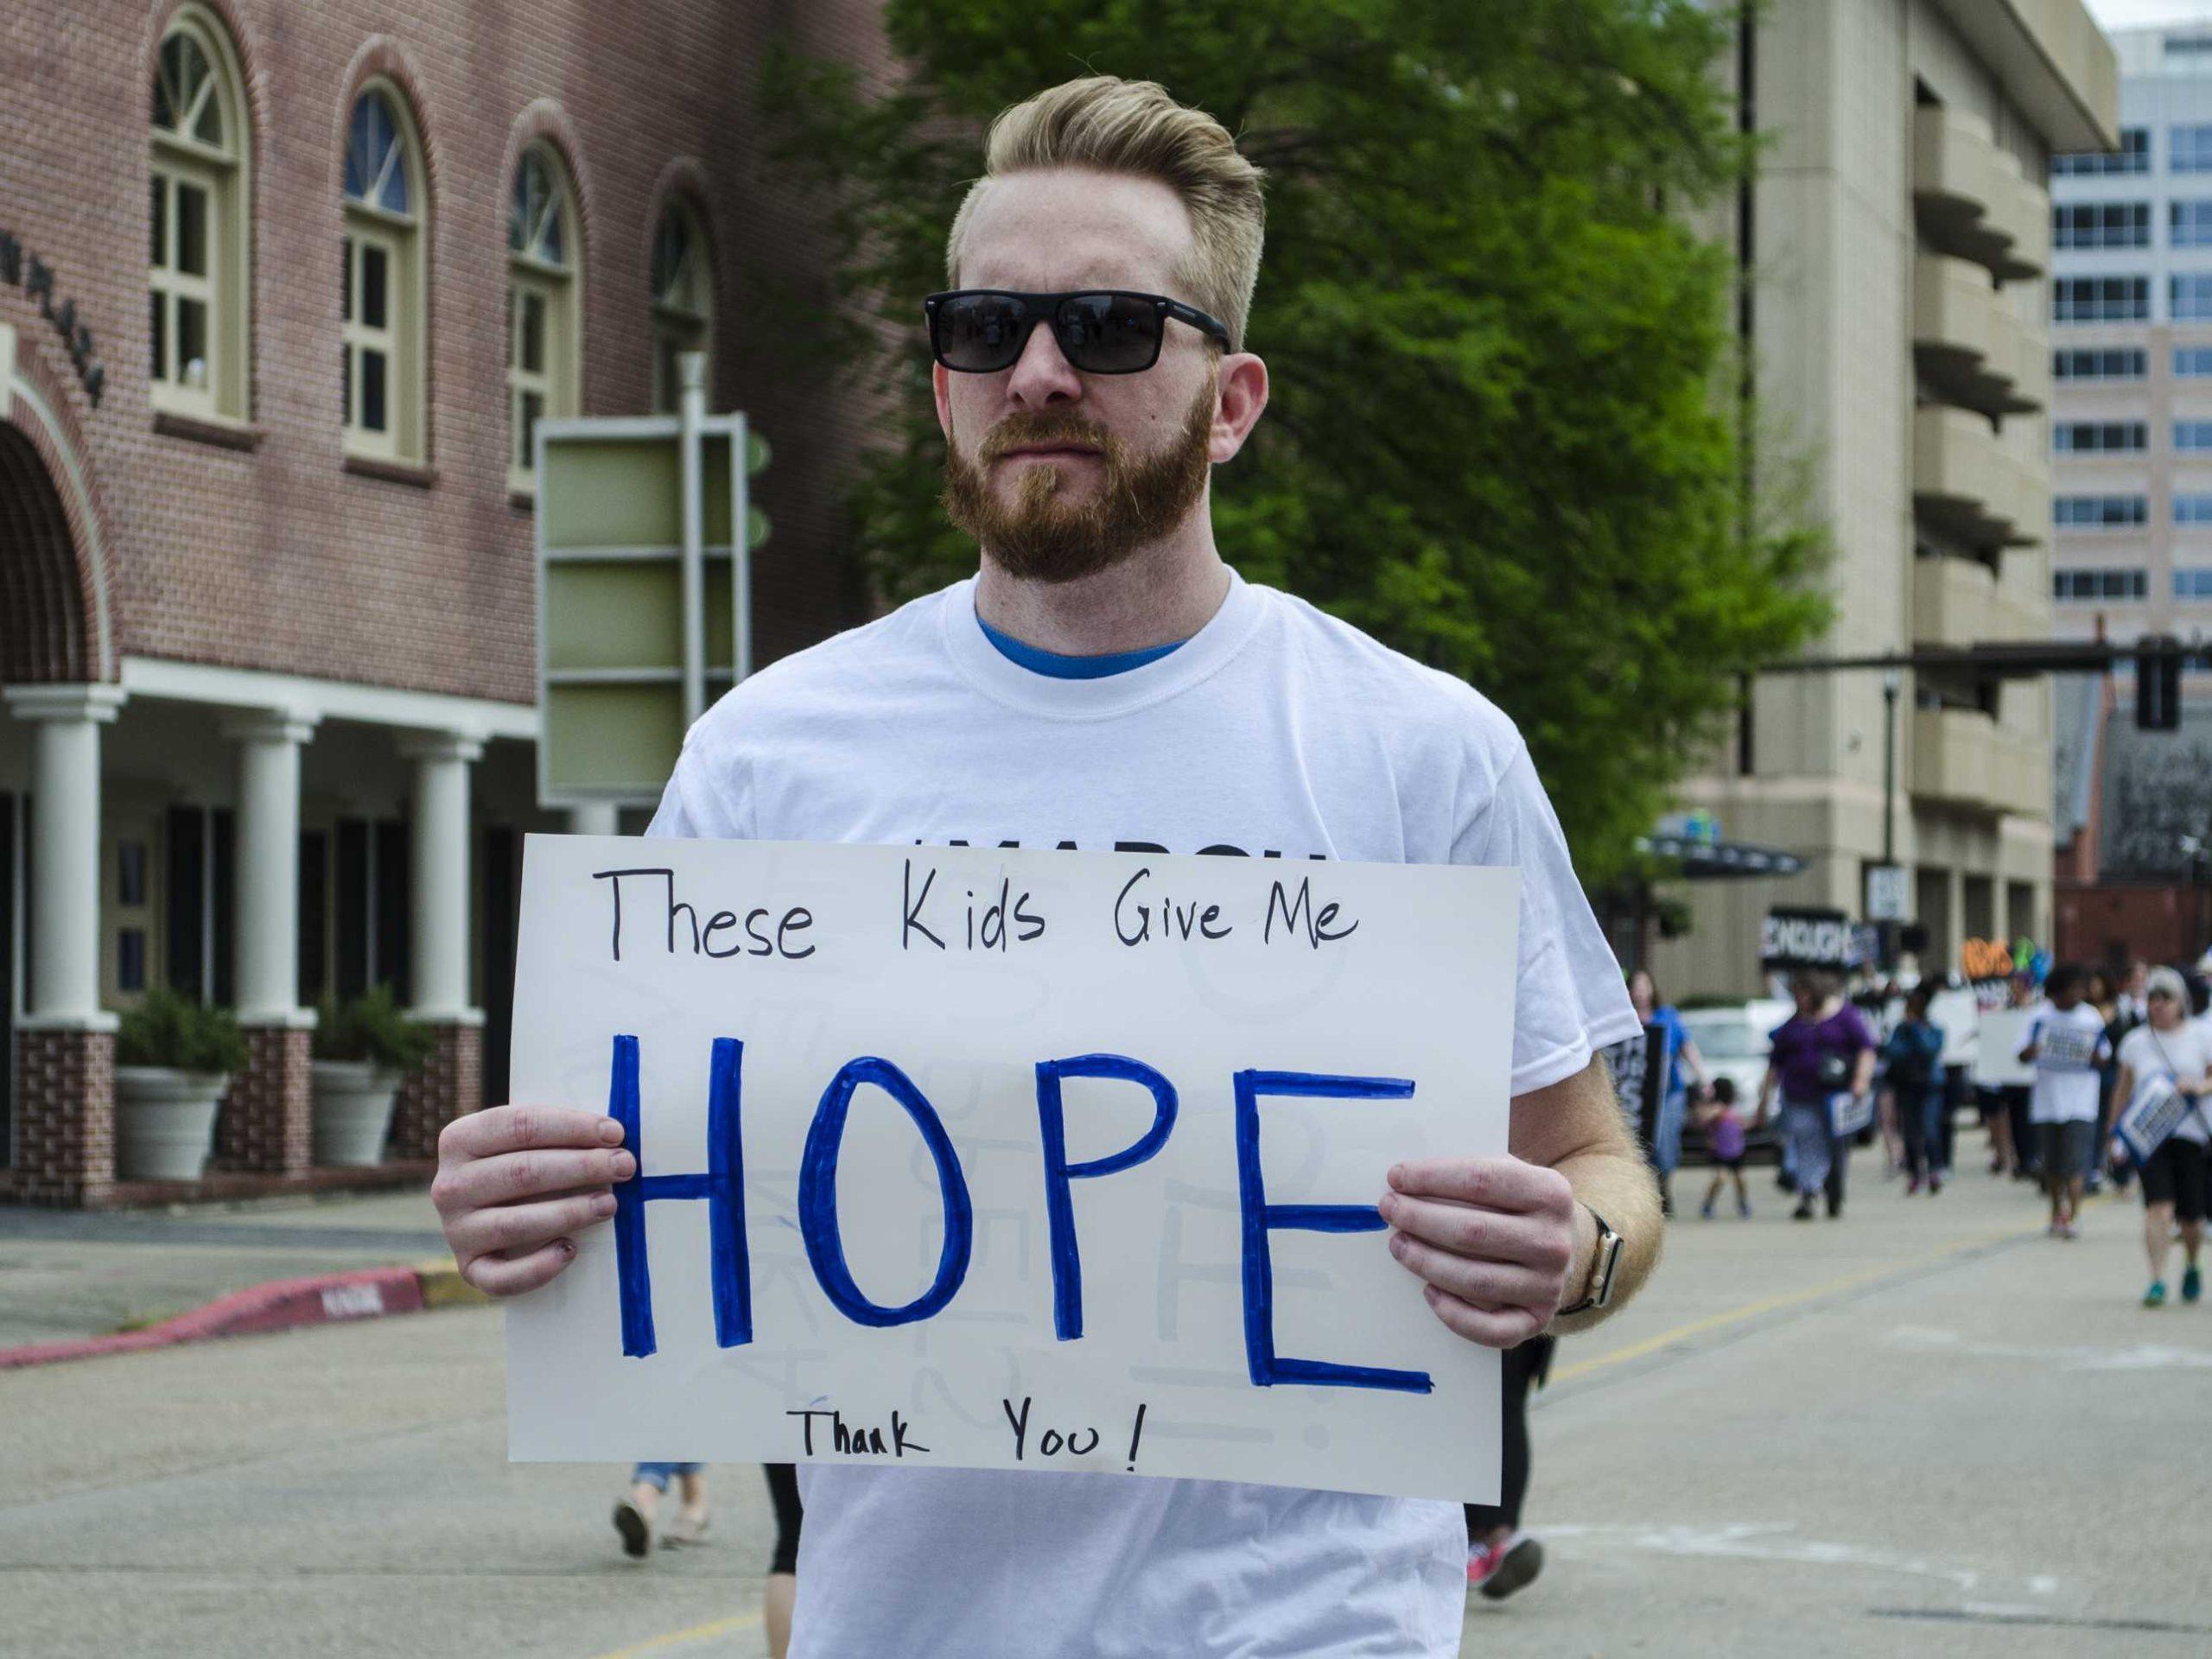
945, 76, 1267, 352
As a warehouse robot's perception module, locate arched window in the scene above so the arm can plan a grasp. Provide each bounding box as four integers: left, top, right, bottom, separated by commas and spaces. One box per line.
341, 84, 427, 464
650, 200, 714, 413
149, 8, 251, 422
506, 143, 580, 494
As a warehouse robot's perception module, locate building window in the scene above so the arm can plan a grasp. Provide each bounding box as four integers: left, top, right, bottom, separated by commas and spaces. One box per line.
2180, 422, 2212, 451
2053, 276, 2147, 322
2177, 124, 2212, 173
2177, 276, 2212, 321
149, 10, 251, 421
2054, 494, 2148, 527
507, 144, 581, 496
2177, 569, 2212, 598
111, 836, 151, 999
2179, 493, 2212, 524
2052, 568, 2148, 601
2179, 348, 2212, 378
2055, 201, 2148, 248
2054, 347, 2146, 380
2053, 421, 2146, 453
650, 200, 715, 414
2177, 201, 2212, 247
341, 86, 428, 464
2053, 128, 2149, 175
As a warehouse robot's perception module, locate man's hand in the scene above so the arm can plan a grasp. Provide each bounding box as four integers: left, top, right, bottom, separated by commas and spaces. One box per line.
1378, 1156, 1583, 1349
431, 1105, 635, 1296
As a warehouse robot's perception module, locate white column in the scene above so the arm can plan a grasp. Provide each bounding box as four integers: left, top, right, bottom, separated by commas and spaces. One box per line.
567, 803, 619, 836
401, 731, 483, 1022
226, 710, 317, 1025
4, 683, 125, 1027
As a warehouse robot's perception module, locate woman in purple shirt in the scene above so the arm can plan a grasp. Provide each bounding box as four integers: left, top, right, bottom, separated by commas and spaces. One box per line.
1757, 969, 1878, 1220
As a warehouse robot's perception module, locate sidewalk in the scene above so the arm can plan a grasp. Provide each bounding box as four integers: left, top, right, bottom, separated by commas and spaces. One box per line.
0, 1187, 450, 1350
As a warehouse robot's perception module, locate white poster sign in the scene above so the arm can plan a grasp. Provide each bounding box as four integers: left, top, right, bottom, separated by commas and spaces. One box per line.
1928, 988, 1980, 1066
2114, 1075, 2207, 1167
1971, 1008, 2037, 1087
504, 836, 1521, 1503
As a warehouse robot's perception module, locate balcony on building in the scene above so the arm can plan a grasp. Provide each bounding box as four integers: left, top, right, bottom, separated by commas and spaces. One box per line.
1911, 550, 1999, 649
1913, 253, 2044, 416
1912, 704, 1999, 808
1912, 404, 2044, 552
1913, 105, 2047, 280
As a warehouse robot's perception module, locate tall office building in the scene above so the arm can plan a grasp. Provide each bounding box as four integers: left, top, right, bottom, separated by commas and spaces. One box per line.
1650, 1, 2116, 998
2050, 25, 2212, 657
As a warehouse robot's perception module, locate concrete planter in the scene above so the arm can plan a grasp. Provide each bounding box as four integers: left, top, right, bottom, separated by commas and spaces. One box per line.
113, 1066, 229, 1181
311, 1061, 404, 1166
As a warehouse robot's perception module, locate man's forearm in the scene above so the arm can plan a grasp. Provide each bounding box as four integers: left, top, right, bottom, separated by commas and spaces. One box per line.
1549, 1142, 1661, 1336
1509, 1055, 1662, 1338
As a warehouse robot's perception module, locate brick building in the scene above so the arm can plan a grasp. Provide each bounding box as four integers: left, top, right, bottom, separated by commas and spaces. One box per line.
0, 0, 887, 1204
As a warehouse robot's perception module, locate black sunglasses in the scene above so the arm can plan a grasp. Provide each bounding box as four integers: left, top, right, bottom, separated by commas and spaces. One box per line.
925, 289, 1230, 375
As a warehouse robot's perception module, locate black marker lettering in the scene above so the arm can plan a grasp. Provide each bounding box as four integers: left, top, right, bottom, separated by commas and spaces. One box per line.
903, 861, 945, 951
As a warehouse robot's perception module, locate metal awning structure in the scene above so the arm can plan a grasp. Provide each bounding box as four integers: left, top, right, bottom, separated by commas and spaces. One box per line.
1635, 835, 1807, 880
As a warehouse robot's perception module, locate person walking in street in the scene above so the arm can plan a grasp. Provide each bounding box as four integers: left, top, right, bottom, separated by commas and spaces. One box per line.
2112, 966, 2211, 1306
1883, 984, 1948, 1195
1462, 1336, 1555, 1601
1628, 969, 1707, 1217
2019, 963, 2111, 1241
2097, 963, 2146, 1198
1758, 970, 1877, 1221
614, 1463, 711, 1558
428, 74, 1661, 1659
1697, 1077, 1752, 1219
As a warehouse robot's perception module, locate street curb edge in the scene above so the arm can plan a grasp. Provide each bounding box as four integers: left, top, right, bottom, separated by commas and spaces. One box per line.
0, 1258, 483, 1370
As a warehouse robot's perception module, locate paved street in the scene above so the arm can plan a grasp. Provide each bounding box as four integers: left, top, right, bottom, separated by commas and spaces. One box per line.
3, 1129, 2209, 1657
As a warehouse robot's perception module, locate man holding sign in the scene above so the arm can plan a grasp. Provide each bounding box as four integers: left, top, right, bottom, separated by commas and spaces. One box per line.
435, 75, 1655, 1656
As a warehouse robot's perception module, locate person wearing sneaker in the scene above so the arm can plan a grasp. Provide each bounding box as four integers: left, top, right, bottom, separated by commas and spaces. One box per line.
1696, 1077, 1753, 1220
1883, 984, 1948, 1196
2111, 968, 2211, 1307
1758, 971, 1877, 1221
614, 1462, 710, 1559
1462, 1337, 1555, 1601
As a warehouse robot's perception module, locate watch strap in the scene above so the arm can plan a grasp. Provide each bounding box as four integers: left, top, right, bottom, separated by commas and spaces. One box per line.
1556, 1203, 1621, 1317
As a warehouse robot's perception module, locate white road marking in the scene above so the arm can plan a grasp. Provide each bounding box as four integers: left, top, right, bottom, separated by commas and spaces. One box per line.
1541, 1520, 2069, 1610
1885, 1325, 2212, 1370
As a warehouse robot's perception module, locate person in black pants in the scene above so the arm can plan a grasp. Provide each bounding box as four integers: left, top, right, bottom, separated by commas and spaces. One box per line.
764, 1463, 803, 1658
1463, 1335, 1555, 1600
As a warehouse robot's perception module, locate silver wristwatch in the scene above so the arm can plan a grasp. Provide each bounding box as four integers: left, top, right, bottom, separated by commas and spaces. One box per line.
1556, 1204, 1623, 1317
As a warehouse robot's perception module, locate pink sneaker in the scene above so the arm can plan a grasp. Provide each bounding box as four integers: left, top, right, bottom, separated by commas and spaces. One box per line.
1466, 1541, 1499, 1586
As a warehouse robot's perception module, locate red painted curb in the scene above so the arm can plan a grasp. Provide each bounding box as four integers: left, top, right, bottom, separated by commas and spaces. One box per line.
0, 1264, 429, 1370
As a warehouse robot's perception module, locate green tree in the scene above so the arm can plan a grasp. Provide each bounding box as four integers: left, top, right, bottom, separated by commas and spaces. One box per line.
761, 0, 1828, 880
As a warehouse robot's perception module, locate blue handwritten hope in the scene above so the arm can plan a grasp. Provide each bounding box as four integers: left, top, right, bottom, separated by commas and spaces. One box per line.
602, 1035, 1433, 1395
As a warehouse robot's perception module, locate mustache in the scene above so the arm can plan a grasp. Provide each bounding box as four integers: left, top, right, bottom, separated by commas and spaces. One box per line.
976, 415, 1122, 463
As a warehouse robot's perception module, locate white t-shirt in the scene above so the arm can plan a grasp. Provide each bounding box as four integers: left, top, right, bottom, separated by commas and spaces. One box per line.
2025, 1001, 2110, 1125
646, 569, 1640, 1659
2131, 1020, 2212, 1146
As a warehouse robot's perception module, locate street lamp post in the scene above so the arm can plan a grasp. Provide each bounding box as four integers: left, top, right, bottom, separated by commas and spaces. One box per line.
1882, 668, 1900, 868
1880, 668, 1901, 969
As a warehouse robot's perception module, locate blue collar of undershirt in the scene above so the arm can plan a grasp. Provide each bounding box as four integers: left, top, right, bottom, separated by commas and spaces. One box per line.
976, 612, 1188, 679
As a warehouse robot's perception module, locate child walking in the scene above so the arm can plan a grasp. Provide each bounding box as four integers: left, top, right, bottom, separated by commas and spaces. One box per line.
1699, 1077, 1753, 1219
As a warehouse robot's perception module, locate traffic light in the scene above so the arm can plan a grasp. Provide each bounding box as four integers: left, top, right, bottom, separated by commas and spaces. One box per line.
2137, 634, 2182, 731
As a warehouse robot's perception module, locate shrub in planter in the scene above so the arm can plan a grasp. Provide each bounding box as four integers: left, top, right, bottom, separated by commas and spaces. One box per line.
310, 985, 435, 1165
113, 988, 246, 1180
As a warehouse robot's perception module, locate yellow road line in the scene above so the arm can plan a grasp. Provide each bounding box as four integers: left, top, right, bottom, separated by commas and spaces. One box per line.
589, 1609, 762, 1659
1550, 1219, 2034, 1385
